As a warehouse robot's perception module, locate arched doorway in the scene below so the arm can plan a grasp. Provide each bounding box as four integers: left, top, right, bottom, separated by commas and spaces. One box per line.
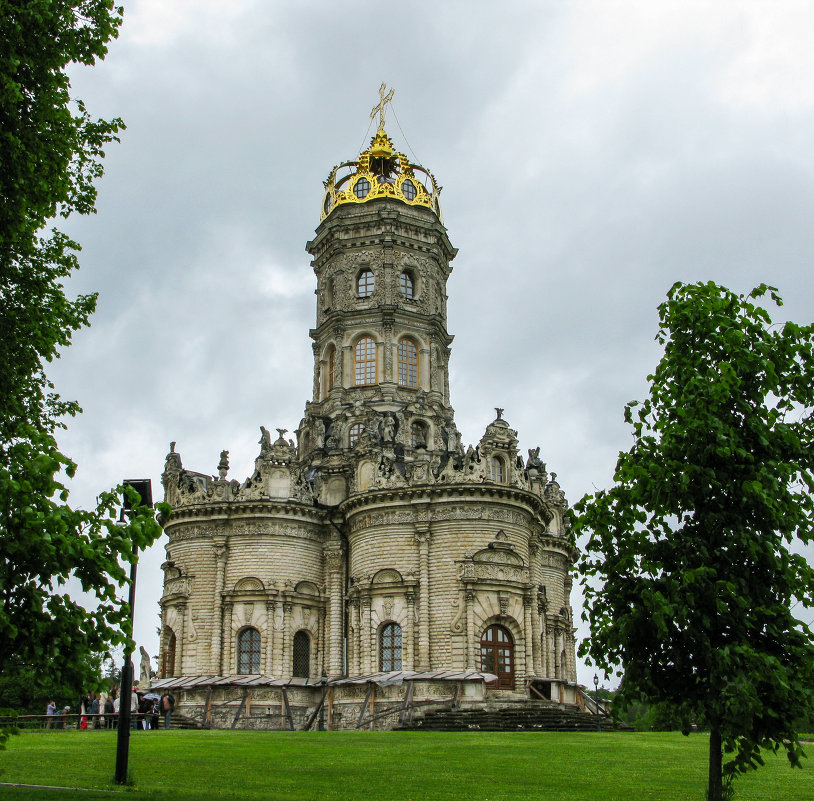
480, 624, 514, 689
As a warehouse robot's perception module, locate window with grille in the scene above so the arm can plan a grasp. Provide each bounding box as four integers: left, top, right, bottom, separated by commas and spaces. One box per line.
399, 271, 414, 299
349, 423, 364, 447
397, 338, 418, 387
489, 456, 505, 483
379, 623, 402, 672
357, 270, 374, 298
237, 627, 261, 674
293, 631, 310, 678
354, 337, 377, 385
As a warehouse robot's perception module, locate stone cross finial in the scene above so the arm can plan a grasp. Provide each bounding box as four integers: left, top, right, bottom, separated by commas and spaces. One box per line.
495, 407, 504, 420
370, 83, 394, 131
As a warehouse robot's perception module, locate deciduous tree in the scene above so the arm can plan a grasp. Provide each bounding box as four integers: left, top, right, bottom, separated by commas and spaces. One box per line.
0, 1, 166, 706
576, 281, 814, 801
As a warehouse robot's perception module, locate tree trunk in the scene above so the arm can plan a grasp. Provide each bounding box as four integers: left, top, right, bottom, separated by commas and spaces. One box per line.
708, 722, 722, 801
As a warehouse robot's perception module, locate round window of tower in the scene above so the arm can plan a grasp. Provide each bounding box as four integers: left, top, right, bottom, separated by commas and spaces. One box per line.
353, 178, 371, 199
402, 179, 417, 201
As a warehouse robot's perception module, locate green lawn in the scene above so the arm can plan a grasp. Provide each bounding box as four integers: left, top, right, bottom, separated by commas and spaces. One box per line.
1, 729, 813, 801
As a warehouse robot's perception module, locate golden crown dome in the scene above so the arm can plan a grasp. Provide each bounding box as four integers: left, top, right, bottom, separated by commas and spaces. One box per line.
320, 86, 442, 221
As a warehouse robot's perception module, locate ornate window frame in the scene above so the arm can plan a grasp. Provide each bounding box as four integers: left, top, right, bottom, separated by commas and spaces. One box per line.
397, 337, 419, 388
356, 269, 375, 298
379, 622, 403, 672
236, 626, 262, 674
354, 336, 377, 385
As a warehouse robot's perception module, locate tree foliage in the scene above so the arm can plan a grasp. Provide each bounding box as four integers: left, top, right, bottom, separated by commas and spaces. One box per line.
575, 281, 814, 801
0, 2, 167, 704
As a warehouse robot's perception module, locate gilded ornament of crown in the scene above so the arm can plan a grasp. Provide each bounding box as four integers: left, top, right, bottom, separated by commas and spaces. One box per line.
321, 83, 443, 221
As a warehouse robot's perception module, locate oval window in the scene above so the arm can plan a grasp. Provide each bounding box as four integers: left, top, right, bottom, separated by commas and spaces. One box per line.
353, 177, 371, 199
402, 179, 416, 201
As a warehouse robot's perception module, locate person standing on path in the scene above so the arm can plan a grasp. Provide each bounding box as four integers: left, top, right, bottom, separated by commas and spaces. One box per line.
160, 691, 175, 730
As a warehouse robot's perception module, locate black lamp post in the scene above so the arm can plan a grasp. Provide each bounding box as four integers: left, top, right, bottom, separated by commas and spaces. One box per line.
593, 673, 601, 732
114, 479, 152, 786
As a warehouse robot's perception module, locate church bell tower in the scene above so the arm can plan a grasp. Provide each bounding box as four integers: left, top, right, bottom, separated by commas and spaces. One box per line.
298, 87, 461, 506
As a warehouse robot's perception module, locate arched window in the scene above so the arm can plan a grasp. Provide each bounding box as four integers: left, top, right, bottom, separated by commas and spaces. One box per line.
411, 421, 427, 449
349, 422, 364, 447
161, 630, 176, 677
397, 338, 418, 387
489, 456, 505, 483
327, 346, 336, 391
354, 336, 377, 385
293, 631, 310, 678
237, 627, 261, 674
480, 624, 514, 689
357, 270, 374, 298
379, 622, 402, 672
399, 271, 414, 299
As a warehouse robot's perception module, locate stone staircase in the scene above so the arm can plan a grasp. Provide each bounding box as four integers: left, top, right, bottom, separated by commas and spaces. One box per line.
169, 711, 204, 730
396, 701, 622, 733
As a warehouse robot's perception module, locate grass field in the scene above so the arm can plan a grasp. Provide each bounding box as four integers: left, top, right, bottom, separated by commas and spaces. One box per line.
2, 729, 813, 801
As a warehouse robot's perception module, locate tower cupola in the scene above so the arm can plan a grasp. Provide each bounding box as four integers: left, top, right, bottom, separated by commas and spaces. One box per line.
320, 84, 442, 221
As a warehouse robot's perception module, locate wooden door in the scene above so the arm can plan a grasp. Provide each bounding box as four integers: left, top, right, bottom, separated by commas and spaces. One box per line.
480, 624, 514, 689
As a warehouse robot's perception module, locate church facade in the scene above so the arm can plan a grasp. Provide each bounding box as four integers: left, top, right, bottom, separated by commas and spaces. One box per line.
155, 96, 581, 729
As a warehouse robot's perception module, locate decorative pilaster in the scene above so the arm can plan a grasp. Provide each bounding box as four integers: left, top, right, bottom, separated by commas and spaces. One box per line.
523, 592, 534, 682
175, 603, 187, 676
405, 590, 416, 670
535, 589, 546, 677
348, 598, 360, 674
210, 538, 228, 673
223, 600, 234, 673
362, 597, 373, 673
282, 602, 292, 676
464, 588, 476, 670
415, 526, 431, 670
265, 600, 276, 675
324, 542, 344, 676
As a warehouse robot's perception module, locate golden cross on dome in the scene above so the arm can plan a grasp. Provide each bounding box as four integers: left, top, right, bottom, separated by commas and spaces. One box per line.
370, 83, 394, 131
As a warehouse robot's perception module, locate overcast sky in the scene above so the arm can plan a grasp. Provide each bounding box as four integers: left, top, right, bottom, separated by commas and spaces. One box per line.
52, 0, 814, 686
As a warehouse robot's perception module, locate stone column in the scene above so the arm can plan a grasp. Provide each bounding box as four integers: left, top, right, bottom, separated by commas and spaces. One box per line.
523, 592, 534, 682
464, 588, 476, 669
210, 538, 228, 673
553, 627, 561, 679
415, 527, 431, 670
265, 600, 276, 675
324, 542, 344, 676
405, 591, 416, 670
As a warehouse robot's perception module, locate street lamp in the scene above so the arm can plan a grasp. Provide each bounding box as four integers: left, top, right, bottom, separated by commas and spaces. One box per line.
593, 673, 601, 732
114, 479, 152, 786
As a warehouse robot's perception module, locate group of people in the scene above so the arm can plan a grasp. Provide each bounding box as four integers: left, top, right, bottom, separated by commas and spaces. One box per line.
45, 689, 175, 730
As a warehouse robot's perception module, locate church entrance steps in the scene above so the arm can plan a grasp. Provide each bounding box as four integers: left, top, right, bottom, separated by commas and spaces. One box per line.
395, 703, 621, 733
169, 711, 204, 730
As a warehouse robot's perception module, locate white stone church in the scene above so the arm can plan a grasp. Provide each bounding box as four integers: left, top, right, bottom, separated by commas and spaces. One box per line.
152, 93, 585, 730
